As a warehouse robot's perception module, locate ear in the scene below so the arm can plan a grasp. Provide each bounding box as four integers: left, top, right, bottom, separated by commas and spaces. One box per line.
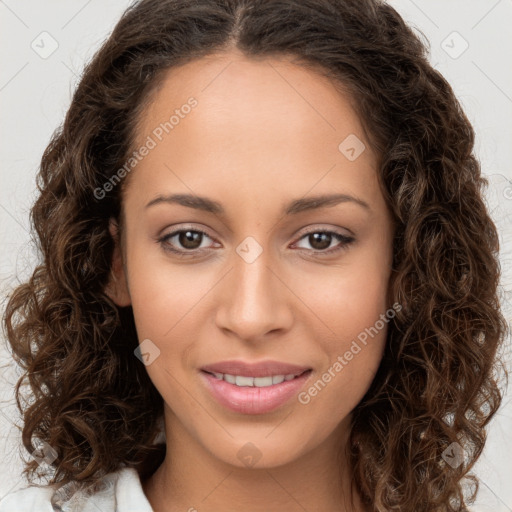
105, 217, 132, 307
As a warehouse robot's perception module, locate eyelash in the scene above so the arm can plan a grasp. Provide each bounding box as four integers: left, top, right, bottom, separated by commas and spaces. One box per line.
157, 226, 355, 258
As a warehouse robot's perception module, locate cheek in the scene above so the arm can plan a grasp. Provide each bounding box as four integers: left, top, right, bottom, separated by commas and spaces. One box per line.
296, 276, 389, 439
300, 253, 391, 339
294, 254, 390, 407
126, 254, 212, 401
127, 248, 214, 339
126, 260, 205, 413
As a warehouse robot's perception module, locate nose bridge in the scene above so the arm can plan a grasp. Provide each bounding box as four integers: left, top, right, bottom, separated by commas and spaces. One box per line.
215, 238, 292, 339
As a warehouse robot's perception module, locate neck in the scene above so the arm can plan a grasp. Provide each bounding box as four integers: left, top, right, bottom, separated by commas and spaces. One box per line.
142, 408, 366, 512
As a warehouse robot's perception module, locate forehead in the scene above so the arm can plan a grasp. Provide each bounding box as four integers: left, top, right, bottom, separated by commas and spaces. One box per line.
136, 49, 370, 153
127, 50, 384, 216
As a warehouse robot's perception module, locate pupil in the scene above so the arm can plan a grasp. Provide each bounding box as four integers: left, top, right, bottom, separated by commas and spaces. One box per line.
180, 231, 201, 249
310, 232, 331, 250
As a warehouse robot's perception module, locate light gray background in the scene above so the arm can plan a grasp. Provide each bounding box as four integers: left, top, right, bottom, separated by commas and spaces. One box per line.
1, 1, 511, 510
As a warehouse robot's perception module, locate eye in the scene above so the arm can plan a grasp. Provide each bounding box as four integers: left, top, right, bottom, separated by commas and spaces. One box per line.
292, 229, 355, 255
158, 227, 217, 256
157, 226, 355, 257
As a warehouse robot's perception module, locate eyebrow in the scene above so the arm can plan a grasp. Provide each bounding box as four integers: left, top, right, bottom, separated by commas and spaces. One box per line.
145, 192, 370, 215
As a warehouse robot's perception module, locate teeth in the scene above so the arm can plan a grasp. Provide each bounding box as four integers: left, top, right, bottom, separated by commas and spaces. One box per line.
254, 376, 273, 387
209, 372, 301, 387
224, 374, 236, 384
235, 375, 254, 387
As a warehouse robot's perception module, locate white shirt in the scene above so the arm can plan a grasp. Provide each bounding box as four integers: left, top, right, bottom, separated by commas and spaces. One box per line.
0, 467, 153, 512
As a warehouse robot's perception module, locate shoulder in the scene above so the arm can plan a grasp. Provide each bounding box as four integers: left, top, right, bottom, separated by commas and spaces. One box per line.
0, 467, 153, 512
0, 483, 55, 511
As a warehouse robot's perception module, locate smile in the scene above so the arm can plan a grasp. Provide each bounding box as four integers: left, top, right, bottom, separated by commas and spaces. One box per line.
203, 371, 307, 387
199, 366, 313, 415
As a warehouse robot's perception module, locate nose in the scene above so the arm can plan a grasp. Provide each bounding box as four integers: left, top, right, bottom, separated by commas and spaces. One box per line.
214, 246, 294, 343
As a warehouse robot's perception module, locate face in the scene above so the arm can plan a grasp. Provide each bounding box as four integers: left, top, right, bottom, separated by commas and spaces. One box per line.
108, 49, 395, 469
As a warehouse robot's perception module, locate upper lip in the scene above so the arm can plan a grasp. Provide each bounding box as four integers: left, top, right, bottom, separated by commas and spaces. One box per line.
200, 360, 311, 378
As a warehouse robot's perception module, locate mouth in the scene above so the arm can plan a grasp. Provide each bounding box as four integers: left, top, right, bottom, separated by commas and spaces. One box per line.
199, 361, 313, 415
201, 369, 311, 388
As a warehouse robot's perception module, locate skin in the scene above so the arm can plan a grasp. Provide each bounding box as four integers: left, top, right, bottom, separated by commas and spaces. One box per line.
107, 48, 395, 512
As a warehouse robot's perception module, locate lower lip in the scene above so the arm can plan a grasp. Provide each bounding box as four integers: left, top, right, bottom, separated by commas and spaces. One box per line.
200, 370, 312, 415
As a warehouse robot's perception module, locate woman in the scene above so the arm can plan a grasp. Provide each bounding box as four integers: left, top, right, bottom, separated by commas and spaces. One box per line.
2, 0, 508, 510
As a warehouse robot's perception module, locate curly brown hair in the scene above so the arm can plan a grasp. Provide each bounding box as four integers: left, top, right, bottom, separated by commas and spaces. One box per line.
3, 0, 509, 510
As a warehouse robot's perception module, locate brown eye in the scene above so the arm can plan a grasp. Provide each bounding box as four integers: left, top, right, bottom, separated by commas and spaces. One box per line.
293, 230, 355, 255
176, 230, 204, 250
159, 228, 215, 255
307, 232, 332, 250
